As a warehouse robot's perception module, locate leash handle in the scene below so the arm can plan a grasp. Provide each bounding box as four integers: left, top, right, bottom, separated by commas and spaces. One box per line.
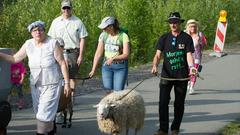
192, 69, 204, 80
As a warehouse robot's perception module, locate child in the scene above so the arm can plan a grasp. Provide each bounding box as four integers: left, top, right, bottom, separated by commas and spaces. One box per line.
8, 49, 26, 109
185, 19, 207, 94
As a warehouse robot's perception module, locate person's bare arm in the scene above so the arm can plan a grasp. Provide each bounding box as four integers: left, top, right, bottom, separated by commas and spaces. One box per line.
0, 45, 27, 63
151, 50, 161, 75
77, 37, 86, 66
89, 41, 104, 78
54, 43, 71, 97
187, 52, 197, 75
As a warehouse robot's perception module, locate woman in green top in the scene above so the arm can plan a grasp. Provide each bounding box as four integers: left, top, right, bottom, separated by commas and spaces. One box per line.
89, 16, 130, 94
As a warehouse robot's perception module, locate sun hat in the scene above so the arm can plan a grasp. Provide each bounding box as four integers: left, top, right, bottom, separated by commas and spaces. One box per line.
27, 20, 45, 32
61, 0, 72, 9
167, 12, 185, 23
186, 19, 198, 26
185, 19, 199, 30
98, 16, 115, 29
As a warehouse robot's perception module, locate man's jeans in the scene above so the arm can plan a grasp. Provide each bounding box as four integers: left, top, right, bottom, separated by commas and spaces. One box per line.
102, 60, 128, 91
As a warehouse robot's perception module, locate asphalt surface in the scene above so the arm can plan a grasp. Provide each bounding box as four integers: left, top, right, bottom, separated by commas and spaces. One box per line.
7, 50, 240, 135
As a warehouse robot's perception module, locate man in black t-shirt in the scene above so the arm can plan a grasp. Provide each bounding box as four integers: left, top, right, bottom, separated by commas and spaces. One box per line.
151, 12, 196, 135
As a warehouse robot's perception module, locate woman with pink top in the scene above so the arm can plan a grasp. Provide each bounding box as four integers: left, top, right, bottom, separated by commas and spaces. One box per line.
185, 19, 207, 95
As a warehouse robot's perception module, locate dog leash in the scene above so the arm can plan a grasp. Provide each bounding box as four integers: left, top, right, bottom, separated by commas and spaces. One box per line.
116, 69, 202, 101
154, 71, 204, 81
63, 76, 91, 86
73, 76, 91, 85
118, 78, 146, 101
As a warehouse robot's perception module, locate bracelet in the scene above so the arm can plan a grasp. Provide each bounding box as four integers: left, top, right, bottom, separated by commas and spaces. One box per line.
64, 82, 69, 84
189, 64, 194, 68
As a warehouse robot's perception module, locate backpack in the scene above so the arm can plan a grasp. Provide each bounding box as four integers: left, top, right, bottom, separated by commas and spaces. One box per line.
198, 32, 207, 50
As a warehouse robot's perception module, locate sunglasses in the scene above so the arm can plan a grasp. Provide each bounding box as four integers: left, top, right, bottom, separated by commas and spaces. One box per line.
62, 6, 71, 10
169, 21, 180, 24
172, 37, 176, 46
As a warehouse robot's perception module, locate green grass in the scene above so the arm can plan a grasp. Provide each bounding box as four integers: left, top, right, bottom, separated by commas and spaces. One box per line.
219, 121, 240, 135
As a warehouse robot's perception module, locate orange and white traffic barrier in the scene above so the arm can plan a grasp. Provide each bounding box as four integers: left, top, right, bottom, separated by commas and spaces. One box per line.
209, 10, 228, 57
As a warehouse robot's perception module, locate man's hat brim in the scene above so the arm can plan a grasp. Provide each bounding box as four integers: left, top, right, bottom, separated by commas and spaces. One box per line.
166, 18, 185, 23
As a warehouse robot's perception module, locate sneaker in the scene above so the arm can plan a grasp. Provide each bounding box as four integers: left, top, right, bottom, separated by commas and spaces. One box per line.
188, 88, 195, 95
55, 113, 64, 124
171, 130, 179, 135
154, 130, 168, 135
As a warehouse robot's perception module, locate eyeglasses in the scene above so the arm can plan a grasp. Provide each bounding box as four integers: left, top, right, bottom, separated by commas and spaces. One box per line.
62, 6, 71, 10
172, 37, 176, 46
31, 28, 44, 33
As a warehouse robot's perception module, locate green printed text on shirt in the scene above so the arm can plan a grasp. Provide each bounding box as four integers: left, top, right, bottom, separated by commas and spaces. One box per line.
166, 51, 185, 71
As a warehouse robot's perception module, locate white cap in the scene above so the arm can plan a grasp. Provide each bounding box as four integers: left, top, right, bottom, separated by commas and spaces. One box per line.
98, 16, 115, 29
61, 0, 72, 8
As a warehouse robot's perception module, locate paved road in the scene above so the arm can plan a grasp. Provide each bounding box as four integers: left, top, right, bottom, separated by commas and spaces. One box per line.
8, 51, 240, 135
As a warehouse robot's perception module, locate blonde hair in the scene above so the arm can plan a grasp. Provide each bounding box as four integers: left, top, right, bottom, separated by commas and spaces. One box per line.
185, 19, 199, 34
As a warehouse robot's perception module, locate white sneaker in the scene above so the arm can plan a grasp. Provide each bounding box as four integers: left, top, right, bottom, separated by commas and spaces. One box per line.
187, 84, 190, 91
188, 88, 195, 95
187, 81, 191, 87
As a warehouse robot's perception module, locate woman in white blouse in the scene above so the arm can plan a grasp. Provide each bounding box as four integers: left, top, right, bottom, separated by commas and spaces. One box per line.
0, 21, 70, 135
